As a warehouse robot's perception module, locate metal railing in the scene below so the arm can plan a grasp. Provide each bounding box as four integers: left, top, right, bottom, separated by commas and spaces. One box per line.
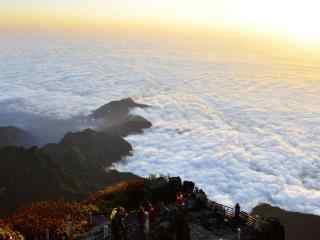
207, 201, 257, 226
76, 201, 257, 239
76, 225, 110, 240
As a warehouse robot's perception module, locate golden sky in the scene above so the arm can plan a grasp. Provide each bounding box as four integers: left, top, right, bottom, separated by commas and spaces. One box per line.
1, 0, 320, 51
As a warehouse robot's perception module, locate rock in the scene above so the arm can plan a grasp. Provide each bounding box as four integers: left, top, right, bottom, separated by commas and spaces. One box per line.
53, 128, 132, 167
152, 220, 174, 240
174, 209, 191, 240
183, 181, 195, 194
169, 177, 182, 191
167, 177, 182, 202
189, 223, 221, 240
41, 128, 137, 192
194, 191, 208, 210
0, 98, 151, 217
90, 98, 152, 136
252, 203, 319, 240
244, 217, 285, 240
265, 217, 285, 240
0, 129, 139, 217
159, 221, 171, 230
103, 115, 152, 137
0, 146, 74, 217
0, 126, 36, 148
91, 98, 149, 120
146, 177, 170, 202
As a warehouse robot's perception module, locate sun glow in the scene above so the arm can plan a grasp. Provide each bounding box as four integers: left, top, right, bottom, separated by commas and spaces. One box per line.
223, 0, 320, 45
1, 0, 320, 47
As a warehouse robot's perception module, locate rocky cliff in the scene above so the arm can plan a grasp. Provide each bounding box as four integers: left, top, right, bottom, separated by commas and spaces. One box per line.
252, 203, 320, 240
0, 127, 36, 148
0, 98, 150, 217
90, 98, 152, 136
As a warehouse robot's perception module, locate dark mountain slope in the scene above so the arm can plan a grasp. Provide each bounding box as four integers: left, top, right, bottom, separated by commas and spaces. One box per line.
90, 98, 152, 136
0, 98, 150, 217
0, 127, 35, 148
252, 203, 320, 240
0, 129, 139, 217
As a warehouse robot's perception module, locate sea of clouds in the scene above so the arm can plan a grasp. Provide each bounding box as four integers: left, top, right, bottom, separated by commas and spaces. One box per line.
1, 31, 320, 214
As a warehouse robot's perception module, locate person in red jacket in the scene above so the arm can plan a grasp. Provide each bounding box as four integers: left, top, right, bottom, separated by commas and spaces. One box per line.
138, 206, 145, 232
176, 192, 185, 207
147, 202, 156, 223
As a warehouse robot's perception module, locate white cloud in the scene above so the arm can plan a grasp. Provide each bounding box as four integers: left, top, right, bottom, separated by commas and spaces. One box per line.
2, 32, 320, 214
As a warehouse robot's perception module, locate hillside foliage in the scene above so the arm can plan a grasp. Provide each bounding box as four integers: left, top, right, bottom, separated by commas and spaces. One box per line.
2, 180, 145, 238
5, 201, 98, 238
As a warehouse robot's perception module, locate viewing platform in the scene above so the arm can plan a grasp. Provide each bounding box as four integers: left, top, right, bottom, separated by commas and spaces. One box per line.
75, 176, 283, 240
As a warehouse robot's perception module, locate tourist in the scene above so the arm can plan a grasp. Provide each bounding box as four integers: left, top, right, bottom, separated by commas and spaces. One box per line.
235, 203, 240, 219
138, 206, 145, 238
110, 208, 119, 240
110, 207, 124, 240
158, 201, 169, 217
176, 192, 185, 207
147, 202, 156, 223
110, 207, 118, 222
185, 192, 196, 210
119, 207, 128, 240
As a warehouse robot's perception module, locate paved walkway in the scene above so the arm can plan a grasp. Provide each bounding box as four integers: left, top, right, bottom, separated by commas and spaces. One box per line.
125, 212, 143, 240
190, 223, 237, 240
80, 202, 245, 240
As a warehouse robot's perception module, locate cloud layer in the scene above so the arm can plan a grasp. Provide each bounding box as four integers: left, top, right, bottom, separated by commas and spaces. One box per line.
1, 32, 320, 214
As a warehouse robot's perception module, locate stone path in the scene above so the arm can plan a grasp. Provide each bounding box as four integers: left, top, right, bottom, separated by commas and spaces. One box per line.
80, 213, 239, 240
125, 213, 143, 240
124, 210, 238, 240
80, 203, 243, 240
190, 223, 237, 240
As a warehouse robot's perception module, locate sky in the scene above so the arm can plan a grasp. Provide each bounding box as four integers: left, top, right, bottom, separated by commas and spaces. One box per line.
1, 0, 320, 51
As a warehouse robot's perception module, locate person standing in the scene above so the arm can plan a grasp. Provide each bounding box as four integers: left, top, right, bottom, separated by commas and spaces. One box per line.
235, 203, 241, 219
176, 192, 185, 207
158, 201, 169, 218
110, 208, 117, 240
110, 208, 122, 240
147, 202, 156, 223
138, 206, 145, 239
120, 207, 128, 240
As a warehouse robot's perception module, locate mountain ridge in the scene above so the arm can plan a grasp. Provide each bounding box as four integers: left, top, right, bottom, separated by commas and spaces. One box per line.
0, 98, 150, 217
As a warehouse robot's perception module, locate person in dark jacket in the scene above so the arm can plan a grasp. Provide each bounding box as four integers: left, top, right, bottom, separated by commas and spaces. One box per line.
111, 207, 126, 240
138, 206, 145, 239
235, 203, 241, 219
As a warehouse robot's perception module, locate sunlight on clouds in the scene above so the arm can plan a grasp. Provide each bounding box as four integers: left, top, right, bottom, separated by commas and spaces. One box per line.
225, 0, 320, 44
1, 22, 320, 214
1, 0, 320, 47
83, 0, 320, 46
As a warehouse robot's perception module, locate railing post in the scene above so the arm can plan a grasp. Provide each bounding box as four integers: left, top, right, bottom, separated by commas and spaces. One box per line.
103, 225, 108, 239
